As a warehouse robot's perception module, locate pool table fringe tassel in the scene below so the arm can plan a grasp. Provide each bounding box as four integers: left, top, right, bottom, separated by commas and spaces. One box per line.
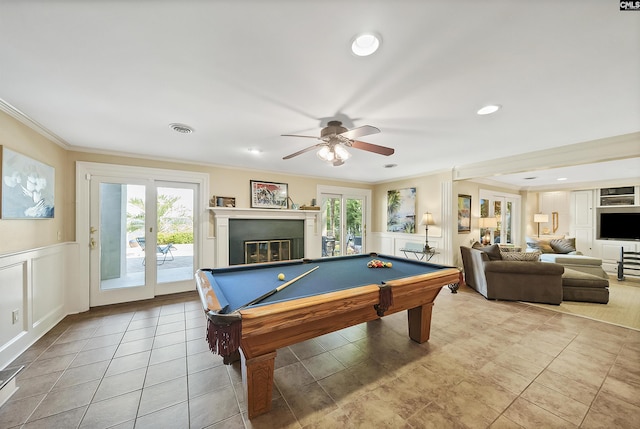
206, 314, 241, 357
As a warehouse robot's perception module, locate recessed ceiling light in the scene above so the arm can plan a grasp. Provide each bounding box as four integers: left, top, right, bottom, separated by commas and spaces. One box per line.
477, 105, 501, 115
169, 123, 193, 134
557, 177, 568, 181
351, 33, 380, 56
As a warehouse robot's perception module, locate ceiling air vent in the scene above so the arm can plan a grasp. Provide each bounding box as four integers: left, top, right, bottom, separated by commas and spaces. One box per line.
169, 123, 193, 134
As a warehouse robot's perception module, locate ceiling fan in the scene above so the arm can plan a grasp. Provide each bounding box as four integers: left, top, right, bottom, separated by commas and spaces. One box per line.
282, 120, 395, 166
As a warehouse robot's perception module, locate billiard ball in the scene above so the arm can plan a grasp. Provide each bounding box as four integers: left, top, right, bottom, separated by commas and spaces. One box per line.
278, 273, 285, 281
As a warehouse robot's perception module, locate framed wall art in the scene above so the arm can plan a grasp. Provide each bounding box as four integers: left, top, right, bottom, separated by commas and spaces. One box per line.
387, 187, 416, 233
1, 146, 55, 219
250, 180, 288, 209
457, 194, 471, 233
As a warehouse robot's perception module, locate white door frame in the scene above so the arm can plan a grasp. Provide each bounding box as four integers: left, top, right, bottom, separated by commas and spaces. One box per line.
76, 162, 209, 309
317, 185, 372, 255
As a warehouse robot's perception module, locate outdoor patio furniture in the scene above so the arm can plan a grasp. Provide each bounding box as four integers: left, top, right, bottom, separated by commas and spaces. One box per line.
135, 237, 175, 265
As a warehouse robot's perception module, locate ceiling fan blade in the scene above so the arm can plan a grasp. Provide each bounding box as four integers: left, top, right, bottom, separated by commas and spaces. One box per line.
339, 125, 380, 140
350, 140, 395, 156
281, 134, 320, 139
283, 144, 323, 160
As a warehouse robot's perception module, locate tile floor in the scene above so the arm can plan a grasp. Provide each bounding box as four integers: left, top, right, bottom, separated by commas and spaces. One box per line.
1, 284, 639, 428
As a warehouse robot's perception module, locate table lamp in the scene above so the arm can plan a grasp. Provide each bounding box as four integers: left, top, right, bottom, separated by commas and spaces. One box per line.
479, 217, 498, 245
420, 212, 435, 252
534, 213, 548, 237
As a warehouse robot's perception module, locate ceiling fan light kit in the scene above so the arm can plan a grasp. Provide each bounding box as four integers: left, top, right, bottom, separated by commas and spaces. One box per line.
282, 120, 394, 167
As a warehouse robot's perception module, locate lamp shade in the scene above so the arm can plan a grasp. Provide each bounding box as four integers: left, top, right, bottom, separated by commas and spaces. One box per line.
479, 217, 498, 228
534, 213, 549, 223
420, 212, 435, 226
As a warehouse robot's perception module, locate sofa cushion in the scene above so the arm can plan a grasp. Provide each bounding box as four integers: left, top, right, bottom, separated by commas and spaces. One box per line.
501, 251, 541, 261
550, 238, 576, 254
472, 242, 502, 260
562, 268, 609, 289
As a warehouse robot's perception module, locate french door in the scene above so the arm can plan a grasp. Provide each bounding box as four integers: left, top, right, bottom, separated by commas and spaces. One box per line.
89, 176, 197, 306
319, 187, 369, 257
479, 190, 521, 245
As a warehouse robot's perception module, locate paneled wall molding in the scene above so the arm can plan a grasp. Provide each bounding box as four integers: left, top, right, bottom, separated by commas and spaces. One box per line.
0, 243, 76, 369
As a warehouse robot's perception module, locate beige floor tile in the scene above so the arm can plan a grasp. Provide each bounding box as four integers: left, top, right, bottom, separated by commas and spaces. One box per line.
189, 386, 240, 428
188, 365, 231, 398
11, 370, 62, 400
105, 350, 151, 377
581, 390, 640, 429
289, 338, 326, 360
274, 361, 315, 395
503, 397, 577, 428
521, 381, 589, 426
478, 361, 531, 395
79, 390, 142, 429
114, 337, 154, 358
134, 401, 189, 429
93, 367, 146, 402
21, 406, 87, 429
0, 394, 46, 428
533, 368, 599, 406
327, 342, 367, 367
69, 344, 118, 368
406, 401, 467, 429
301, 351, 346, 380
149, 342, 186, 365
52, 360, 109, 389
599, 373, 640, 408
138, 376, 188, 417
29, 379, 99, 421
341, 391, 412, 428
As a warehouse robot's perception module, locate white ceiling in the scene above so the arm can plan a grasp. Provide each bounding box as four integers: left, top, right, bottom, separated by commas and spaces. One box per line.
1, 1, 639, 185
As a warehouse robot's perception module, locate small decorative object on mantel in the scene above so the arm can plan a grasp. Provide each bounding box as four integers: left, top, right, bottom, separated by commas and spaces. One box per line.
250, 180, 288, 209
300, 205, 320, 210
211, 196, 236, 207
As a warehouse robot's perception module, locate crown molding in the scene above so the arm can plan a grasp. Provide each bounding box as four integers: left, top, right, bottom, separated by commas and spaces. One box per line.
452, 132, 640, 182
0, 98, 70, 149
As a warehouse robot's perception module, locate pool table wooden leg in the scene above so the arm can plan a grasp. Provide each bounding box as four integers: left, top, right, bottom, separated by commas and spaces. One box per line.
241, 350, 277, 419
407, 303, 434, 343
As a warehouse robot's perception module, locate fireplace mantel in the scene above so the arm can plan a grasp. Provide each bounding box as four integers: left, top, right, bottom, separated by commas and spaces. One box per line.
209, 207, 320, 267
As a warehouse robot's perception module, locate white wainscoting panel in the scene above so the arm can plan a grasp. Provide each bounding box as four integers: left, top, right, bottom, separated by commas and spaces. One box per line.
0, 262, 26, 350
0, 244, 72, 369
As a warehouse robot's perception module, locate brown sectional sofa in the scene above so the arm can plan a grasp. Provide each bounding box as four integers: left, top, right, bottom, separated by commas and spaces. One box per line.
460, 246, 564, 305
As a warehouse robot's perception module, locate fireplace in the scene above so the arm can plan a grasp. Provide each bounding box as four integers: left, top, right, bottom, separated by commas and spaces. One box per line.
210, 207, 320, 267
245, 239, 291, 264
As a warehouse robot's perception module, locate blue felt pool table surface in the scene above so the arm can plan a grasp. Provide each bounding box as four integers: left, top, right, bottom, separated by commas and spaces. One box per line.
201, 253, 452, 313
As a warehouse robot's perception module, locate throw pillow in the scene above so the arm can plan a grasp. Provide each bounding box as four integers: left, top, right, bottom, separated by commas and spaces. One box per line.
550, 238, 576, 254
526, 237, 555, 253
472, 243, 502, 261
501, 251, 541, 261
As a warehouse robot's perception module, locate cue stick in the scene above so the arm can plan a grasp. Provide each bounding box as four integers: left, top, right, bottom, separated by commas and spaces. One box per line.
238, 266, 320, 309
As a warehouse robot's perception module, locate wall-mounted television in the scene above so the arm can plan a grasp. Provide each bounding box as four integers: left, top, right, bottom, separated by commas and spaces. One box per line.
599, 212, 640, 240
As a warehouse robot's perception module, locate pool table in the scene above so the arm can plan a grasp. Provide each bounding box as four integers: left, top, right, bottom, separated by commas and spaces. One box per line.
195, 253, 460, 418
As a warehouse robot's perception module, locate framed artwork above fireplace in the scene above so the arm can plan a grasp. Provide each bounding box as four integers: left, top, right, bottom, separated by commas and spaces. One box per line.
250, 180, 288, 209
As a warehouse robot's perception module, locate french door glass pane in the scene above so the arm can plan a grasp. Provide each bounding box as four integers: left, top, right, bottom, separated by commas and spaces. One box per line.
100, 183, 145, 290
156, 186, 194, 284
346, 198, 363, 255
322, 196, 341, 256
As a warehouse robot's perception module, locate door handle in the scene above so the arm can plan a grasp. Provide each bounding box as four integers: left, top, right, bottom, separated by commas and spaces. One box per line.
90, 238, 96, 249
